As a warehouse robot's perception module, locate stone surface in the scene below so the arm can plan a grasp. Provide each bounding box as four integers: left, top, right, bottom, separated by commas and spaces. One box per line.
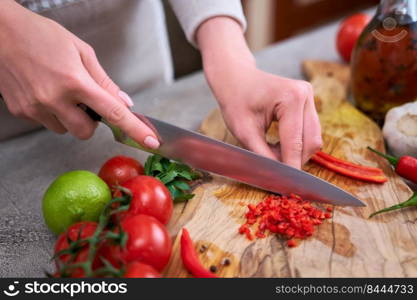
0, 19, 342, 277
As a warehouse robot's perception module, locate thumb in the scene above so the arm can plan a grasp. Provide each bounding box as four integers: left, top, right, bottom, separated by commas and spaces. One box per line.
75, 40, 133, 107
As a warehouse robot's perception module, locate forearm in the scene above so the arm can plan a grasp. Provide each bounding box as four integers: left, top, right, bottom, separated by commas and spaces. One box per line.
196, 17, 321, 168
197, 17, 255, 75
0, 1, 29, 39
196, 17, 256, 107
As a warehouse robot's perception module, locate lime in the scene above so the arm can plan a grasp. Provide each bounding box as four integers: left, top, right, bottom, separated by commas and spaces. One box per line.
42, 170, 111, 235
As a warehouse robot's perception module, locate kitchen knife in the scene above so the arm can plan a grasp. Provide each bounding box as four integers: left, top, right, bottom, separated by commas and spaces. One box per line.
86, 108, 365, 207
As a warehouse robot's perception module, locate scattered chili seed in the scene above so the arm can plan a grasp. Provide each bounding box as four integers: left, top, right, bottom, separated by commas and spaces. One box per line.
326, 206, 333, 212
238, 194, 333, 247
209, 265, 217, 273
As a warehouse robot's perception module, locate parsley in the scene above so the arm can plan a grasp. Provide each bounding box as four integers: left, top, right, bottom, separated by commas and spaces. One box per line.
144, 154, 201, 203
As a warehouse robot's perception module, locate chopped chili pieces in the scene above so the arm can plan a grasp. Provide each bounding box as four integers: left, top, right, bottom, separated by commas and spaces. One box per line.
239, 194, 332, 247
310, 151, 387, 183
287, 239, 297, 248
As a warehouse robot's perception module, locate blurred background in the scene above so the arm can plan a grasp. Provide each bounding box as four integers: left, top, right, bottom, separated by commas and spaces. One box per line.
164, 0, 378, 79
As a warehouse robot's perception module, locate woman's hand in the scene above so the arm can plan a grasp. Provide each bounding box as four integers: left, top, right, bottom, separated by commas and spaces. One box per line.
0, 0, 159, 149
197, 17, 322, 169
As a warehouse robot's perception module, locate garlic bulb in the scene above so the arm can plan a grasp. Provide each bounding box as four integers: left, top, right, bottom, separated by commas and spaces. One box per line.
383, 102, 417, 157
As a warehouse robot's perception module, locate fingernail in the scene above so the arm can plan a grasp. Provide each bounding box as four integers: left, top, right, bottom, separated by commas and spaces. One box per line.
119, 91, 134, 107
144, 136, 160, 149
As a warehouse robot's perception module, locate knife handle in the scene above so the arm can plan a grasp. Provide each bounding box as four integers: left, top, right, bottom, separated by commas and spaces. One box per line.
83, 106, 102, 122
81, 104, 161, 142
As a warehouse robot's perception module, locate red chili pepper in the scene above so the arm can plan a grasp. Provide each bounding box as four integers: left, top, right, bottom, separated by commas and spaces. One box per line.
310, 151, 387, 183
367, 147, 417, 184
180, 228, 218, 278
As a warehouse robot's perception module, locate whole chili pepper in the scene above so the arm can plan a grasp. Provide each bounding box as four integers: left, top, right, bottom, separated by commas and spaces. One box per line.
367, 147, 417, 184
369, 192, 417, 218
310, 151, 387, 183
180, 228, 218, 278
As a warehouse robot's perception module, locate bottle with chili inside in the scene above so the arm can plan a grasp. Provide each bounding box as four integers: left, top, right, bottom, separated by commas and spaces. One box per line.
351, 0, 417, 125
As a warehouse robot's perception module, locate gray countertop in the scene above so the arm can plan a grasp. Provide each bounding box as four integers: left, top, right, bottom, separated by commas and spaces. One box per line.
0, 19, 342, 277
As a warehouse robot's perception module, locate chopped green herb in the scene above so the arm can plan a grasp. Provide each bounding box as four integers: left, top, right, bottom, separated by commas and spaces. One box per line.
144, 154, 201, 203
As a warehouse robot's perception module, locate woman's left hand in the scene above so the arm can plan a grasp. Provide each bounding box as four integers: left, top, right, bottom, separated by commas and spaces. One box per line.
210, 65, 322, 169
197, 17, 322, 169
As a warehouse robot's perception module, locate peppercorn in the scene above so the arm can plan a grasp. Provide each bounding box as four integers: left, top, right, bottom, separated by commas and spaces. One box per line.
209, 265, 217, 273
221, 258, 231, 266
199, 245, 207, 253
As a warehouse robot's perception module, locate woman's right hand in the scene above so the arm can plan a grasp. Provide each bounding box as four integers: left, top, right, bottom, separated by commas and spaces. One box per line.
0, 0, 160, 149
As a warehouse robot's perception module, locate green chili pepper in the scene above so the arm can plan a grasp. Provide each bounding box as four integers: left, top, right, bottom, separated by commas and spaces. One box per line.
369, 192, 417, 218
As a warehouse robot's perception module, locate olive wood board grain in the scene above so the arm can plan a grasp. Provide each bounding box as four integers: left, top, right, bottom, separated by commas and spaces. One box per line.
164, 61, 417, 278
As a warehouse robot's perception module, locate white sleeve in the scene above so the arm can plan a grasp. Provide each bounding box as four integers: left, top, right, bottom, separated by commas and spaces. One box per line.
168, 0, 247, 48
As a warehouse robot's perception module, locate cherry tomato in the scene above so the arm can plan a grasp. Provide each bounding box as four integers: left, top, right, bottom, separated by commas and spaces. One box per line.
53, 248, 90, 278
54, 221, 100, 277
109, 209, 129, 227
124, 261, 161, 278
121, 214, 172, 271
122, 176, 173, 225
98, 156, 144, 189
54, 221, 97, 266
96, 241, 124, 269
336, 13, 371, 62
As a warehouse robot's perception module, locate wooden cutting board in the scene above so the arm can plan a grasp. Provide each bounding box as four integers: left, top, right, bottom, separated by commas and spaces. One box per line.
164, 61, 417, 277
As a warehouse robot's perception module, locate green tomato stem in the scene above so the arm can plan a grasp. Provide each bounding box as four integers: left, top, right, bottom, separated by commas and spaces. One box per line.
57, 191, 132, 278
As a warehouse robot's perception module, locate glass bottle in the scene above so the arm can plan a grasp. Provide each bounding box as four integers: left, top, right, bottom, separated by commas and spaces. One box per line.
351, 0, 417, 124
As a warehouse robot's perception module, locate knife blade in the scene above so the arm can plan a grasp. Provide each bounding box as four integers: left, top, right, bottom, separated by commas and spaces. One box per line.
86, 108, 365, 207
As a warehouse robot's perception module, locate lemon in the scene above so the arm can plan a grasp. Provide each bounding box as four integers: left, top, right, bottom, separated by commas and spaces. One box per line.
42, 170, 111, 235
